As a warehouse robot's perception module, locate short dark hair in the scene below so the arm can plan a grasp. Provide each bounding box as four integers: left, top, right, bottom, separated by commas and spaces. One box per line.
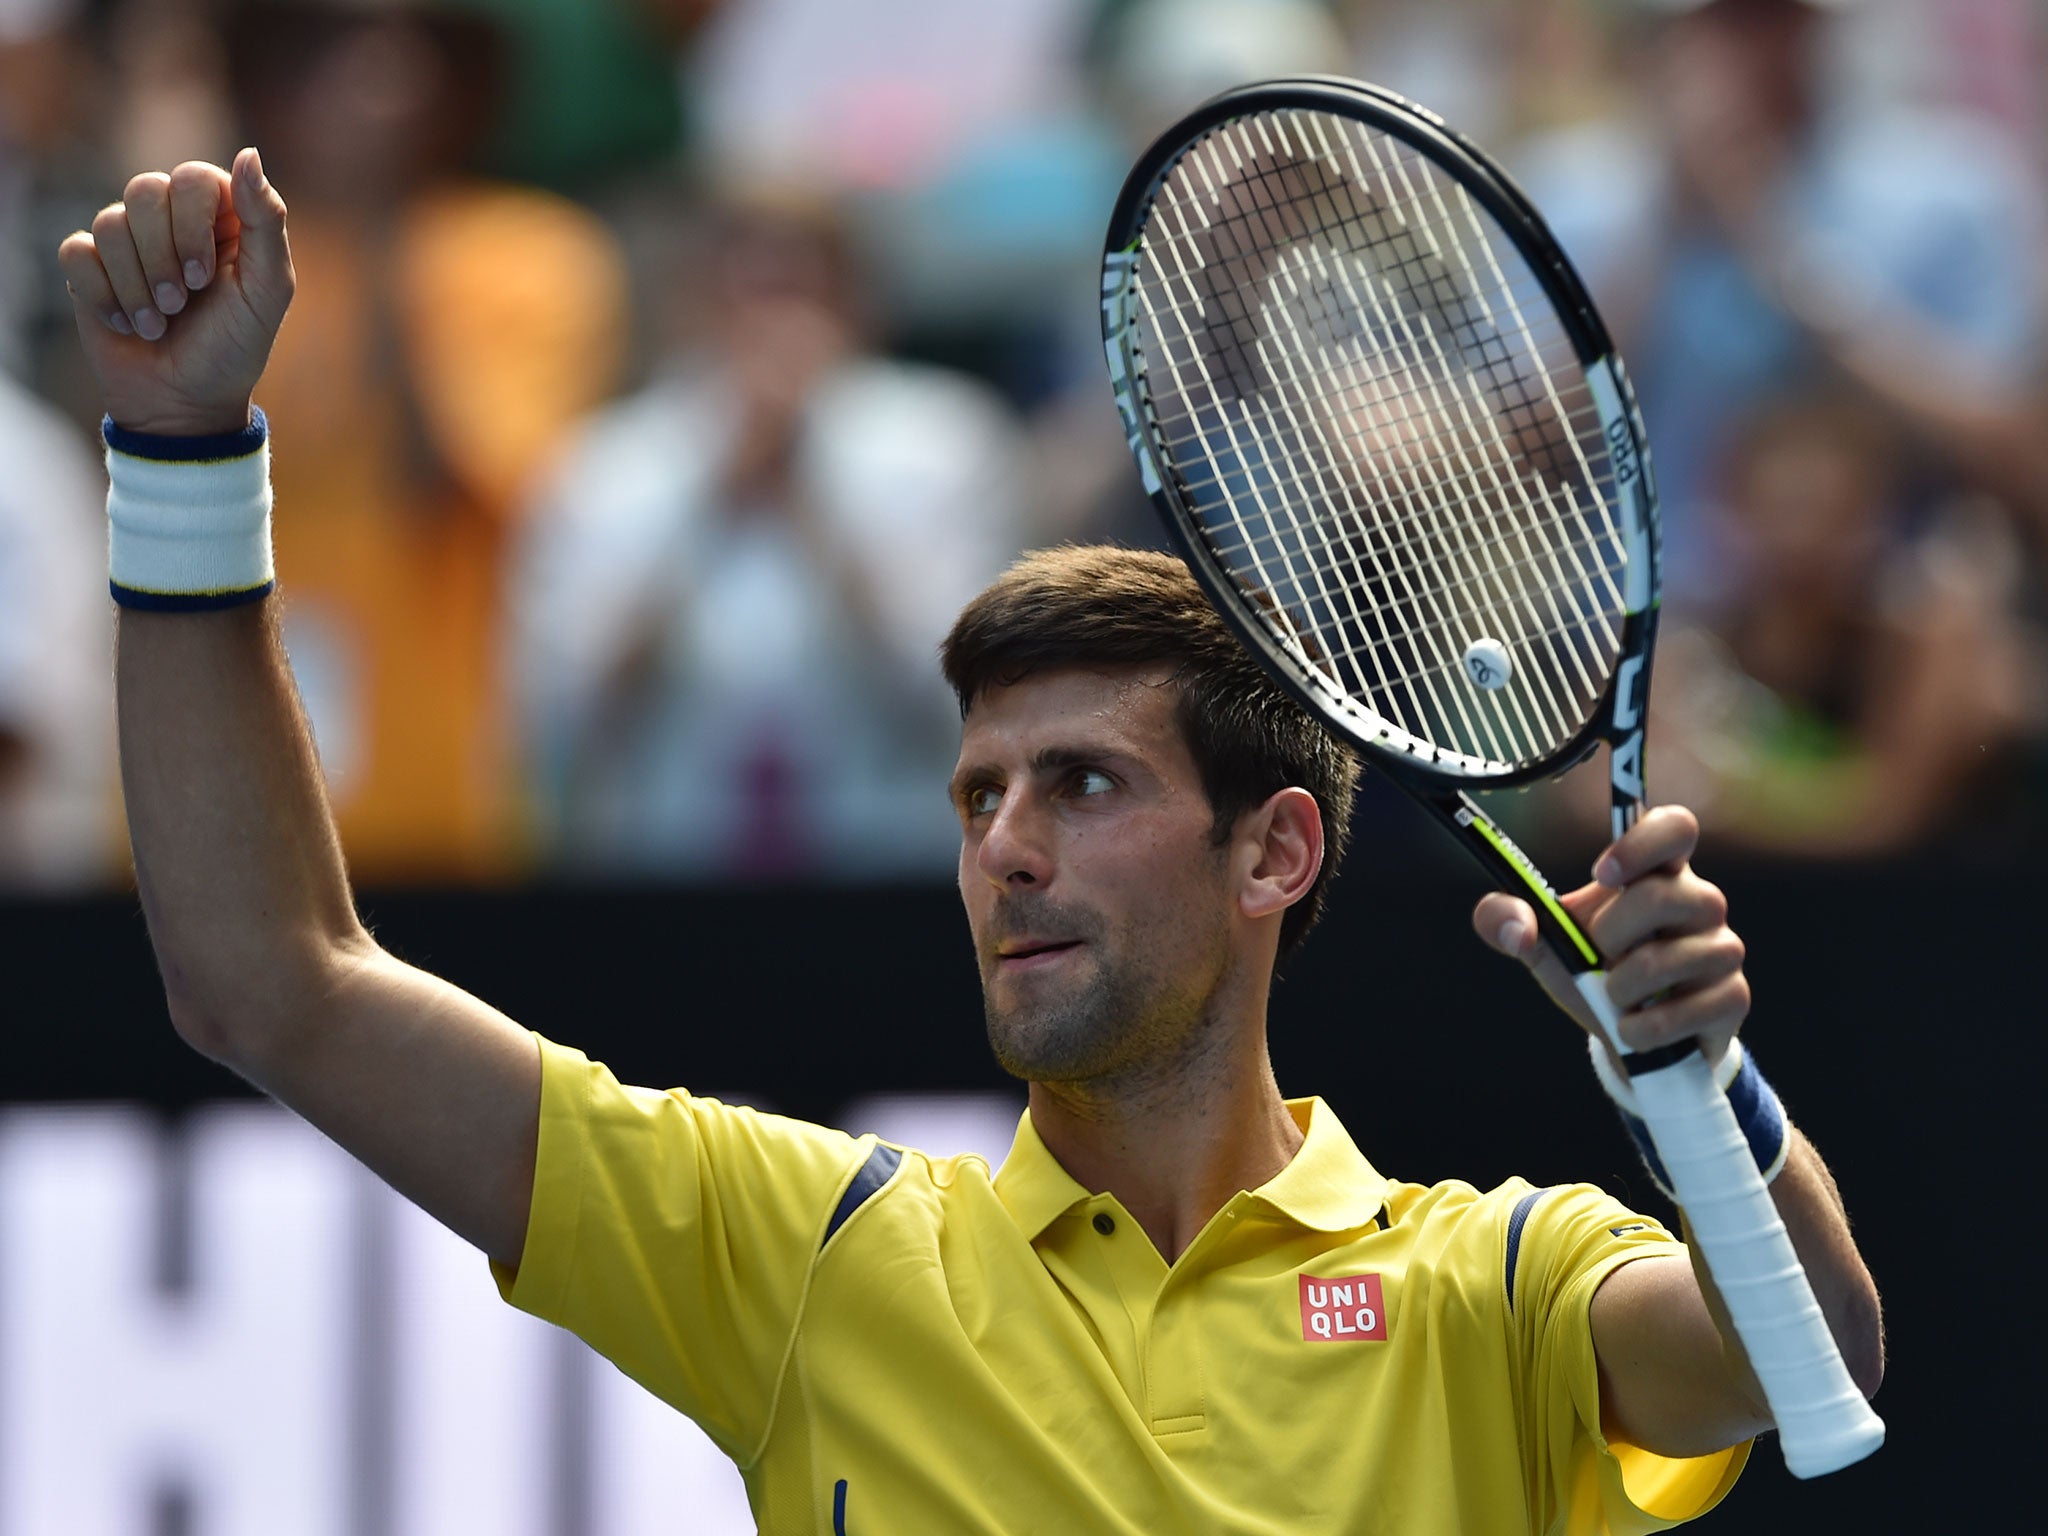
941, 546, 1358, 958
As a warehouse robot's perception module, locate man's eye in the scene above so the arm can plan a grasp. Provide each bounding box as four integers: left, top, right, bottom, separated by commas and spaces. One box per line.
1071, 769, 1114, 797
965, 786, 1003, 816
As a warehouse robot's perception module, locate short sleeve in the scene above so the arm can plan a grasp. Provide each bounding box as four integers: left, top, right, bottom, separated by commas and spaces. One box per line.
492, 1036, 869, 1459
1509, 1184, 1749, 1533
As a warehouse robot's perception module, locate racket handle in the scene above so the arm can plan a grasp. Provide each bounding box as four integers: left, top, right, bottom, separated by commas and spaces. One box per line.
1574, 980, 1885, 1478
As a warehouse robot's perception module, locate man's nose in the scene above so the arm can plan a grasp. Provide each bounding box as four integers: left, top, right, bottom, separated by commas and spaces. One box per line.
975, 790, 1054, 889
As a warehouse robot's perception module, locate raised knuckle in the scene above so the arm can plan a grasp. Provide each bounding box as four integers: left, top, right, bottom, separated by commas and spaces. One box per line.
1696, 879, 1728, 925
1681, 942, 1735, 989
1618, 1008, 1672, 1053
124, 170, 171, 205
1608, 960, 1654, 1012
1684, 980, 1742, 1035
1620, 943, 1662, 986
1658, 803, 1700, 841
169, 159, 219, 187
90, 203, 129, 236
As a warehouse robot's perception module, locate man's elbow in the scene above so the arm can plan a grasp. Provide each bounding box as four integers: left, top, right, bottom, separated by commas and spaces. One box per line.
160, 936, 369, 1074
164, 990, 236, 1063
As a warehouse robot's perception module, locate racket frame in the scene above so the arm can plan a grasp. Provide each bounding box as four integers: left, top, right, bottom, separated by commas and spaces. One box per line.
1103, 77, 1655, 971
1101, 76, 1884, 1479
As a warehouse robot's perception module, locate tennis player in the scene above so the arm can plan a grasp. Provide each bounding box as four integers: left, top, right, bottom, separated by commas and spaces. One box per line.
62, 153, 1881, 1533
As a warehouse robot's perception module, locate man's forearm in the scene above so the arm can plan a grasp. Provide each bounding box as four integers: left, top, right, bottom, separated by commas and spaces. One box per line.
119, 599, 367, 1063
1686, 1126, 1886, 1414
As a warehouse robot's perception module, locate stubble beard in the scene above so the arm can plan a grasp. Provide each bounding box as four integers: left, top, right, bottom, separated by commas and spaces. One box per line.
981, 905, 1227, 1094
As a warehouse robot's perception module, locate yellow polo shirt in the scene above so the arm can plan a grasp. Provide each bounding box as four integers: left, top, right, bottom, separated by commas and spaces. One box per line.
496, 1038, 1747, 1533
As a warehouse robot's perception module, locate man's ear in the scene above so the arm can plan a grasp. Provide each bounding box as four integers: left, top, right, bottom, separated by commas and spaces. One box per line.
1238, 787, 1323, 922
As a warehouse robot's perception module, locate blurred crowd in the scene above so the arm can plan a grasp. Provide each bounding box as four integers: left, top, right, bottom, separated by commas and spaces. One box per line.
1, 0, 2044, 892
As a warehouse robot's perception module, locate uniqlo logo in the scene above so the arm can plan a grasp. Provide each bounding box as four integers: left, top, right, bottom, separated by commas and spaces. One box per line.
1298, 1272, 1388, 1342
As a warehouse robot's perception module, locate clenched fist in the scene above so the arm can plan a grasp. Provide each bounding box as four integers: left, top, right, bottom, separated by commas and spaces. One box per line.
58, 147, 295, 438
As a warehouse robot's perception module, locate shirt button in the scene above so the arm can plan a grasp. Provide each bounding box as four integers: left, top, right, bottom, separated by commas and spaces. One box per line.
1093, 1213, 1116, 1236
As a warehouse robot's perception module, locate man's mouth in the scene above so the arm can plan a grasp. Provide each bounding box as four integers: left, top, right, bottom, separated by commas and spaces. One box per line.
996, 940, 1083, 967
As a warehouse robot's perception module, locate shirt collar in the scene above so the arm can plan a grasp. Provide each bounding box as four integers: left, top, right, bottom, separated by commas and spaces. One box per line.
1251, 1097, 1389, 1232
993, 1096, 1387, 1241
992, 1109, 1093, 1241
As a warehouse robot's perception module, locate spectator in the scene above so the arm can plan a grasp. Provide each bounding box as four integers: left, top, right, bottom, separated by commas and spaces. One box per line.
1513, 0, 2046, 607
1, 0, 102, 392
1644, 393, 2040, 856
0, 371, 115, 887
221, 0, 628, 879
511, 185, 1028, 878
1027, 0, 1354, 552
459, 0, 706, 196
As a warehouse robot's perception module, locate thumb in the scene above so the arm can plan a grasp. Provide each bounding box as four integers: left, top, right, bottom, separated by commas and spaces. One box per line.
1473, 892, 1540, 962
229, 148, 292, 322
1472, 891, 1598, 1033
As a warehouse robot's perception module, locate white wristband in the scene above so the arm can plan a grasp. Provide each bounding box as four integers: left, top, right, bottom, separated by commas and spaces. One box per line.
105, 408, 275, 610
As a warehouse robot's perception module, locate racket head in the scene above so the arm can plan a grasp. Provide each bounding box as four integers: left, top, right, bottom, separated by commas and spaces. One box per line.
1101, 78, 1659, 794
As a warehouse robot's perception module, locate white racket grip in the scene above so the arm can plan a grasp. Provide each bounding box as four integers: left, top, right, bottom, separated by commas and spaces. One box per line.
1573, 973, 1884, 1478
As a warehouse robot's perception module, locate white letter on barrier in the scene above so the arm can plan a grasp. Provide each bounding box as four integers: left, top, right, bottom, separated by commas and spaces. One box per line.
0, 1105, 356, 1536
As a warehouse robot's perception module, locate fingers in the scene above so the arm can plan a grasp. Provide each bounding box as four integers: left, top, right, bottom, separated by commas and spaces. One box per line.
1604, 926, 1745, 1014
167, 161, 229, 290
227, 148, 293, 324
125, 171, 199, 326
1473, 891, 1538, 959
1586, 865, 1728, 961
1591, 804, 1699, 888
1475, 805, 1750, 1062
1472, 891, 1595, 1031
67, 164, 231, 341
59, 155, 283, 349
89, 198, 160, 338
1609, 970, 1749, 1061
57, 229, 129, 336
1580, 803, 1749, 1056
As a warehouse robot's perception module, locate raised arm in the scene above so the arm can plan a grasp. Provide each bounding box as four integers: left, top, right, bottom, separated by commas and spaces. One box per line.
59, 151, 540, 1268
1473, 807, 1884, 1455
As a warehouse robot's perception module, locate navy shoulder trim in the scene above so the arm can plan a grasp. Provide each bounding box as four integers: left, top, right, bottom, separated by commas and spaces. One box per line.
823, 1143, 902, 1249
1504, 1187, 1552, 1314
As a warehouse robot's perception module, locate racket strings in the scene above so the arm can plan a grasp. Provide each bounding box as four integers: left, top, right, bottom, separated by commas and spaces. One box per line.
1128, 108, 1628, 768
1140, 214, 1593, 467
1149, 127, 1581, 437
1172, 125, 1600, 541
1183, 303, 1604, 762
1164, 378, 1624, 607
1227, 322, 1598, 758
1205, 514, 1622, 670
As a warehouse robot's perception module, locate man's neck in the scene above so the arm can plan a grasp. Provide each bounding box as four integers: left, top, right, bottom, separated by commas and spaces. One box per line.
1026, 1038, 1305, 1266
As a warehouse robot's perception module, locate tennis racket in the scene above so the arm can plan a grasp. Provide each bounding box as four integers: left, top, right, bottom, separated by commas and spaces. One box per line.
1099, 77, 1881, 1478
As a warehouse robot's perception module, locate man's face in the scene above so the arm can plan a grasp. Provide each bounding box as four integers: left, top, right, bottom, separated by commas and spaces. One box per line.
951, 667, 1243, 1087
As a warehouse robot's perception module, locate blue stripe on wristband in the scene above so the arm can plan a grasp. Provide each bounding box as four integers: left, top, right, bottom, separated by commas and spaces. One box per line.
102, 407, 268, 463
109, 578, 277, 611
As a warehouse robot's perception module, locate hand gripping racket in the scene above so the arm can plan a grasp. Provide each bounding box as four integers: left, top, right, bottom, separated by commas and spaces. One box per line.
1099, 78, 1881, 1478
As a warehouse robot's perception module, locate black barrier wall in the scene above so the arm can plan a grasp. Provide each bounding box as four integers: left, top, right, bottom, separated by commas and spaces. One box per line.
1, 855, 2027, 1530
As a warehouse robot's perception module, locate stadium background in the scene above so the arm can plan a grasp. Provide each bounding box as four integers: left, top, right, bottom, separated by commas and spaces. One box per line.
2, 0, 2043, 1530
